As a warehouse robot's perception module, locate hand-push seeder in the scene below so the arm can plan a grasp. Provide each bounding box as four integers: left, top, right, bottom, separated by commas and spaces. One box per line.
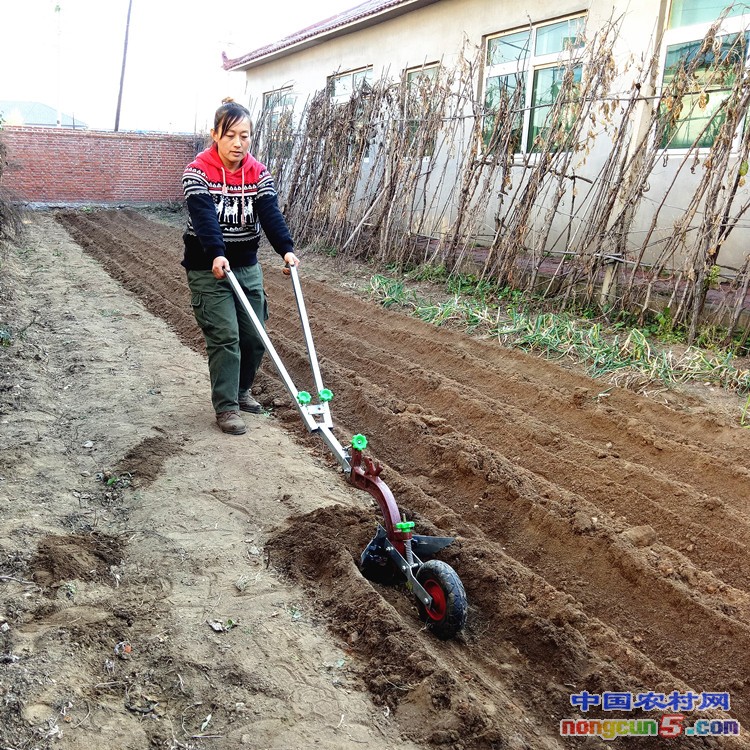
226, 266, 467, 639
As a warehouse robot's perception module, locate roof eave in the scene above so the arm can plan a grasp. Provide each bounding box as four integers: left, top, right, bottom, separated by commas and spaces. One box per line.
223, 0, 438, 72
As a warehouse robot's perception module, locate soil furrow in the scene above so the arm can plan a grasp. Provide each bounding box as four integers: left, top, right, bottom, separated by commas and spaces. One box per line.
53, 209, 750, 749
264, 315, 750, 596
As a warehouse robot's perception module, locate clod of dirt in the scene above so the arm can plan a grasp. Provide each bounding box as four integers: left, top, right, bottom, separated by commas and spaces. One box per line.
30, 533, 124, 589
620, 524, 658, 547
116, 434, 184, 486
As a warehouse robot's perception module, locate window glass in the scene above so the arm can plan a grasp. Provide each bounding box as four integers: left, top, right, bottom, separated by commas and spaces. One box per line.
668, 0, 746, 29
534, 17, 585, 57
353, 69, 372, 88
487, 30, 531, 66
528, 64, 583, 150
483, 14, 586, 153
330, 68, 373, 101
407, 67, 437, 86
263, 90, 294, 111
406, 65, 439, 155
262, 87, 295, 161
333, 75, 353, 99
661, 32, 748, 148
483, 74, 525, 152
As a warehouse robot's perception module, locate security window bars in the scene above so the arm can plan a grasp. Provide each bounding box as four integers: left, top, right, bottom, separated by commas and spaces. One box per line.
483, 15, 585, 154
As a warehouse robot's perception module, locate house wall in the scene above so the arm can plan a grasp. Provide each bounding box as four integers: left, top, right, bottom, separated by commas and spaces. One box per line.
1, 127, 203, 204
243, 0, 665, 107
239, 0, 750, 271
248, 1, 581, 110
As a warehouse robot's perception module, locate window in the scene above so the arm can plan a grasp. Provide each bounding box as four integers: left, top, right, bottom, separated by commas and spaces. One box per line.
327, 67, 375, 160
328, 67, 373, 103
404, 64, 439, 155
483, 71, 525, 153
660, 4, 750, 149
528, 65, 583, 150
668, 0, 746, 29
661, 33, 747, 148
262, 87, 295, 161
483, 16, 585, 153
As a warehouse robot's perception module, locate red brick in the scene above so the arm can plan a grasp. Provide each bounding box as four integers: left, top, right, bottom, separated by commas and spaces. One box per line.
0, 127, 199, 203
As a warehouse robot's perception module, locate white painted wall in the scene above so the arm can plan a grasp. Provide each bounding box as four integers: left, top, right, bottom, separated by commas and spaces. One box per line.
248, 2, 571, 105
233, 0, 750, 271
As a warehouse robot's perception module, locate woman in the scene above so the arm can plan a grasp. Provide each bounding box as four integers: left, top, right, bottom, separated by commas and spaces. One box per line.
182, 99, 299, 435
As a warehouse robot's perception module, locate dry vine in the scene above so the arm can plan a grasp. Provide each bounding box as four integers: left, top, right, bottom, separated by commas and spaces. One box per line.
252, 7, 750, 344
0, 120, 25, 245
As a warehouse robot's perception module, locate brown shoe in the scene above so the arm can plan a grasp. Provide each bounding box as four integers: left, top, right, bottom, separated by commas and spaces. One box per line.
216, 410, 247, 435
238, 389, 263, 414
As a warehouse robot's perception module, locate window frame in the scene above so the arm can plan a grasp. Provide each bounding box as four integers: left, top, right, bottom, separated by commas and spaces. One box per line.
261, 86, 296, 161
328, 66, 373, 104
659, 5, 750, 152
667, 0, 747, 29
403, 62, 441, 157
482, 14, 587, 155
262, 86, 295, 126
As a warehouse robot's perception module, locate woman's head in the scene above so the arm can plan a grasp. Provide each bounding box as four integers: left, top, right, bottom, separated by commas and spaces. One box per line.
211, 98, 252, 171
213, 98, 252, 139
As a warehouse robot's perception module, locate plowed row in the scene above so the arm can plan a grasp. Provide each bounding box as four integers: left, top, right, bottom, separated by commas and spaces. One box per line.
55, 209, 750, 749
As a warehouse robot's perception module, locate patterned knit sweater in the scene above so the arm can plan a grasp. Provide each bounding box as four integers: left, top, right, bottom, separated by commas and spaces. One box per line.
181, 145, 294, 270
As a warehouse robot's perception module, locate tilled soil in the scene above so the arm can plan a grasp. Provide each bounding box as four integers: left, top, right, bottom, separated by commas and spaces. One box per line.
1, 213, 419, 750
52, 209, 750, 749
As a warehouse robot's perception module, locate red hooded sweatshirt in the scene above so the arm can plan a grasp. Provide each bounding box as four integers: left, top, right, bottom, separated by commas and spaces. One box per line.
181, 145, 294, 270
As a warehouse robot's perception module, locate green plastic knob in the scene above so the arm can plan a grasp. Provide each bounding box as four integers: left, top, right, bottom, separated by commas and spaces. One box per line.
395, 521, 415, 532
297, 391, 312, 405
319, 388, 333, 402
351, 433, 368, 451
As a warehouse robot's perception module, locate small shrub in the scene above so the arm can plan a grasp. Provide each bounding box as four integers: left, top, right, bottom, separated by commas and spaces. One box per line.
696, 323, 729, 351
0, 128, 24, 244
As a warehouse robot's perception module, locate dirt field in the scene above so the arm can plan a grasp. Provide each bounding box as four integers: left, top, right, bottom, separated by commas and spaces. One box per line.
2, 208, 750, 749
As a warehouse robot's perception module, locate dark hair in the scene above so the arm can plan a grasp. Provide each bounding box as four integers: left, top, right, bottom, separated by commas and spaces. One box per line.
213, 98, 252, 138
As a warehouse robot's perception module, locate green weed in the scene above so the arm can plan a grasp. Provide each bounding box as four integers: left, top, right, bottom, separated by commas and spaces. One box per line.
707, 264, 721, 290
742, 394, 750, 427
405, 263, 449, 283
367, 271, 750, 415
307, 240, 338, 257
695, 323, 729, 351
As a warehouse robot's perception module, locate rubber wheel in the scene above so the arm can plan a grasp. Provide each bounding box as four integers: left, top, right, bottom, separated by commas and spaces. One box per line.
415, 560, 467, 639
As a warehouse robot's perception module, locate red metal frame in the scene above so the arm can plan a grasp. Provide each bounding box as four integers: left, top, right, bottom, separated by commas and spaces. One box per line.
348, 448, 408, 555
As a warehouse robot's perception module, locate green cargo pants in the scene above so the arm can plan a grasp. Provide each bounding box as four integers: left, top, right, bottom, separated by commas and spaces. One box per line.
187, 264, 268, 415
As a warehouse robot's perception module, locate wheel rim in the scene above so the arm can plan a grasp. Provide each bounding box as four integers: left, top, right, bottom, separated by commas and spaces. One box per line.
422, 578, 447, 621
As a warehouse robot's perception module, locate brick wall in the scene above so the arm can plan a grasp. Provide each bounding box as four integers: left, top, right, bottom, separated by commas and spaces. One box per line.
0, 127, 205, 204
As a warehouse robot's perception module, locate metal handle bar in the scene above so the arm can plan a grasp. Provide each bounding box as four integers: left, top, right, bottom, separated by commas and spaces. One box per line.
224, 268, 351, 473
287, 264, 326, 398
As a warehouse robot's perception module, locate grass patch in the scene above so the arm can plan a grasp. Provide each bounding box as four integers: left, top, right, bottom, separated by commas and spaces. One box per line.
368, 272, 750, 419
